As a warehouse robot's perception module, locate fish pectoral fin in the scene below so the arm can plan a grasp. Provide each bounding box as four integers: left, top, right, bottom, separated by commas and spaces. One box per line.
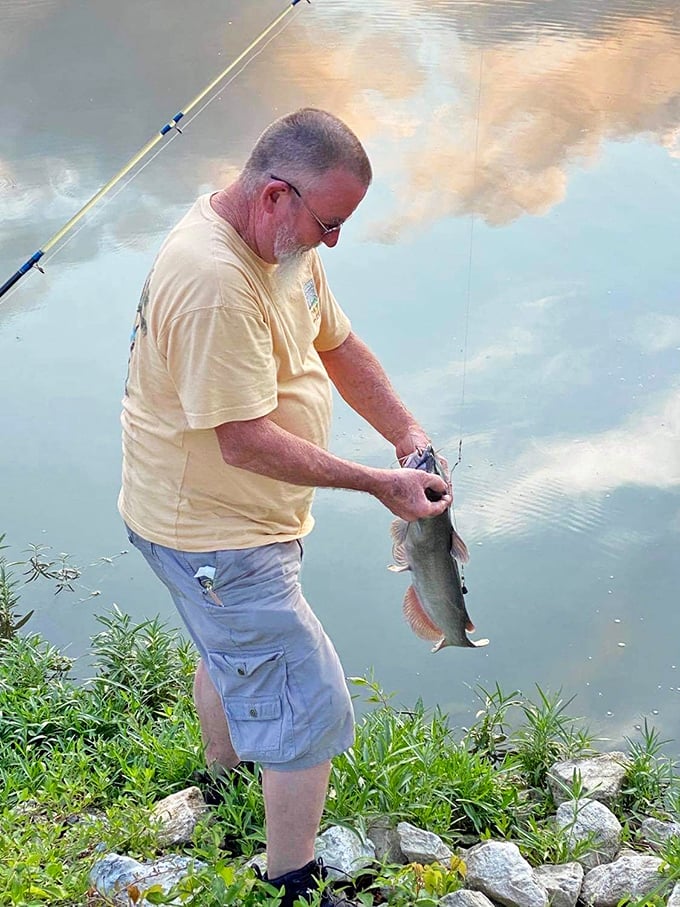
390, 518, 409, 546
390, 519, 412, 570
390, 541, 410, 569
387, 564, 411, 573
450, 528, 470, 564
403, 585, 444, 642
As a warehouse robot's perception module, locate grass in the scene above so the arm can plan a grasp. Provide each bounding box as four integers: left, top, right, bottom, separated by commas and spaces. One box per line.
2, 535, 680, 904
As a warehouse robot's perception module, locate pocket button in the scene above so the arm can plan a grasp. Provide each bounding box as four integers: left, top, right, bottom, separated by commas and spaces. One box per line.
250, 707, 258, 717
237, 667, 246, 676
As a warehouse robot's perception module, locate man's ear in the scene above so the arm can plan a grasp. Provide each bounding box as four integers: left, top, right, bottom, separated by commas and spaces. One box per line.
263, 178, 287, 214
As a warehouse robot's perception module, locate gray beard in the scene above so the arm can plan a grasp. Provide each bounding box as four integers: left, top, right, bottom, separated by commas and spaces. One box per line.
275, 251, 310, 296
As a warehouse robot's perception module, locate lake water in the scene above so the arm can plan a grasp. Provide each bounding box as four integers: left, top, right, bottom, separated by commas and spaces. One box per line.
1, 0, 679, 747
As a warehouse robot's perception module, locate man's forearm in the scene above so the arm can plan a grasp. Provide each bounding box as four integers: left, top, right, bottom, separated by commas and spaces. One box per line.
319, 332, 424, 449
215, 414, 451, 522
215, 416, 388, 494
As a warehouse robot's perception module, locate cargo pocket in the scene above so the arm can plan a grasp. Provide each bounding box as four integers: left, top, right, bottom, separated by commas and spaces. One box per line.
208, 649, 291, 761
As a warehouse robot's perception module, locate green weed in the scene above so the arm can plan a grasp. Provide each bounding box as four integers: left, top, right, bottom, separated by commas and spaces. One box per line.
510, 686, 593, 791
619, 720, 676, 819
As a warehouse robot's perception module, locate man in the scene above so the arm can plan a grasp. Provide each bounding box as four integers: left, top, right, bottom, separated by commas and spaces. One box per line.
120, 108, 450, 905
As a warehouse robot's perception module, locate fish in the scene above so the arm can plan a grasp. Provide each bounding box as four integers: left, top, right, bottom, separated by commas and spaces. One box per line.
389, 445, 488, 651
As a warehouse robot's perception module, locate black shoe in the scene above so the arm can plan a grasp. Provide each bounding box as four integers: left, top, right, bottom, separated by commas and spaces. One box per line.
262, 858, 356, 907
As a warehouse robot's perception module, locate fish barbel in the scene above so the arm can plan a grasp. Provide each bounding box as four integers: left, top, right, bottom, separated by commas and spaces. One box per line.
389, 446, 488, 651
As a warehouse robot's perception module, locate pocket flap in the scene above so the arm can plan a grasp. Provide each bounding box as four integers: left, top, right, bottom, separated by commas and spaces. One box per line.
218, 649, 283, 678
227, 697, 282, 721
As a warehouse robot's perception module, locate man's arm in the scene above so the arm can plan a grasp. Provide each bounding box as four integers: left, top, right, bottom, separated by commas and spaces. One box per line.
318, 332, 429, 462
215, 416, 449, 522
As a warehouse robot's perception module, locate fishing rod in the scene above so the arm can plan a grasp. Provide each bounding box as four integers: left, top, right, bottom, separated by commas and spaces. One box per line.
0, 0, 308, 301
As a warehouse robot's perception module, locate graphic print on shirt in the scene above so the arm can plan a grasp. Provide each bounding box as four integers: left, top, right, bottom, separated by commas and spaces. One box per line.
303, 277, 320, 323
124, 271, 152, 395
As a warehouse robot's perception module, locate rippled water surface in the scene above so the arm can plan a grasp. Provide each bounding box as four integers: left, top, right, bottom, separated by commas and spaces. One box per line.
1, 0, 679, 743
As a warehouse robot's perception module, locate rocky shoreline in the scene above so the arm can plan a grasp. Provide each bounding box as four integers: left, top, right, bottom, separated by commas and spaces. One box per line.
90, 752, 680, 906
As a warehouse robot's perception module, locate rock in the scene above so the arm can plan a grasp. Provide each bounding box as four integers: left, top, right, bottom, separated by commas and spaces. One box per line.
245, 853, 267, 876
396, 821, 453, 865
90, 853, 204, 905
548, 754, 629, 807
554, 798, 621, 869
667, 881, 680, 907
151, 786, 211, 846
581, 854, 666, 906
90, 854, 142, 896
533, 862, 584, 907
465, 840, 548, 907
315, 825, 375, 880
366, 817, 405, 864
65, 809, 107, 827
640, 817, 680, 850
247, 828, 376, 883
440, 891, 496, 907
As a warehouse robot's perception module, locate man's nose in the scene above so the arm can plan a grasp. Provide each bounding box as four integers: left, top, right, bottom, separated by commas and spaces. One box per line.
322, 229, 340, 248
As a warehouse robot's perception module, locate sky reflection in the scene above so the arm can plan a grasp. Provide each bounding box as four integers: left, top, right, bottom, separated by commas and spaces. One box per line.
1, 0, 679, 740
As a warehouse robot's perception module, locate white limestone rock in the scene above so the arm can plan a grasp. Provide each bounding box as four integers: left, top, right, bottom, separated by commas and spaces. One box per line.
90, 853, 204, 905
245, 852, 267, 876
465, 840, 549, 907
667, 881, 680, 907
581, 854, 666, 906
548, 754, 629, 807
533, 862, 584, 907
315, 825, 375, 880
151, 786, 211, 846
640, 817, 680, 850
396, 821, 453, 865
440, 890, 496, 907
555, 797, 621, 869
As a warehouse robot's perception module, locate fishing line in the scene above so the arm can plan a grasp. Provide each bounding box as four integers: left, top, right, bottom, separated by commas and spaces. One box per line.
13, 9, 301, 290
450, 45, 484, 595
0, 0, 308, 303
453, 45, 485, 476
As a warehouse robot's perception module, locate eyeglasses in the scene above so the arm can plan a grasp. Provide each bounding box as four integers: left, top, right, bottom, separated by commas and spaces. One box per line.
270, 173, 344, 236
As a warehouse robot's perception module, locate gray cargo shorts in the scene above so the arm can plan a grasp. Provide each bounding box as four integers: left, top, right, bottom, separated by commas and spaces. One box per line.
125, 526, 355, 771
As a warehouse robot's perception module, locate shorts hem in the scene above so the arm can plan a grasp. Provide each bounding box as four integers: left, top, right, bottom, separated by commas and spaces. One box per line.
259, 738, 354, 773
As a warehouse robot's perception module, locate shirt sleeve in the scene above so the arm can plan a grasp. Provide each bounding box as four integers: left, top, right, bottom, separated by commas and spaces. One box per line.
157, 264, 278, 430
310, 252, 352, 352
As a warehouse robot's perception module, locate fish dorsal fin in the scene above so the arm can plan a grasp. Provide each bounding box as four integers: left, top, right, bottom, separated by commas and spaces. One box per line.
450, 528, 470, 564
402, 585, 444, 642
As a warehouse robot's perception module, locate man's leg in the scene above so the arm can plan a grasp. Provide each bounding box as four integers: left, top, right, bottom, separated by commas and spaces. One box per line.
193, 658, 240, 771
263, 760, 331, 879
195, 656, 331, 879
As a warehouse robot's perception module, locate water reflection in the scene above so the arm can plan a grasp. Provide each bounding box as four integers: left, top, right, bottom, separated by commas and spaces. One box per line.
3, 0, 680, 267
1, 0, 679, 741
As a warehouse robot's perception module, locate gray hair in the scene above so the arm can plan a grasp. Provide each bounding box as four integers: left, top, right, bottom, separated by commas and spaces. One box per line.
241, 108, 372, 191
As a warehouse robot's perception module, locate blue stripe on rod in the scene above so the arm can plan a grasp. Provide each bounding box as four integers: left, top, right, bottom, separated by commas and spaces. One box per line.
0, 250, 44, 299
21, 250, 44, 273
160, 112, 185, 136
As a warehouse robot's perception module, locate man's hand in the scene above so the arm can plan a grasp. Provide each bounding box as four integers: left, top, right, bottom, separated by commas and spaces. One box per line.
393, 425, 452, 499
394, 424, 431, 464
372, 468, 451, 522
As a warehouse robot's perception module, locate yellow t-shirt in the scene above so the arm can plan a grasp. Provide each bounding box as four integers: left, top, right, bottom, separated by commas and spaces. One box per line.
118, 194, 351, 550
